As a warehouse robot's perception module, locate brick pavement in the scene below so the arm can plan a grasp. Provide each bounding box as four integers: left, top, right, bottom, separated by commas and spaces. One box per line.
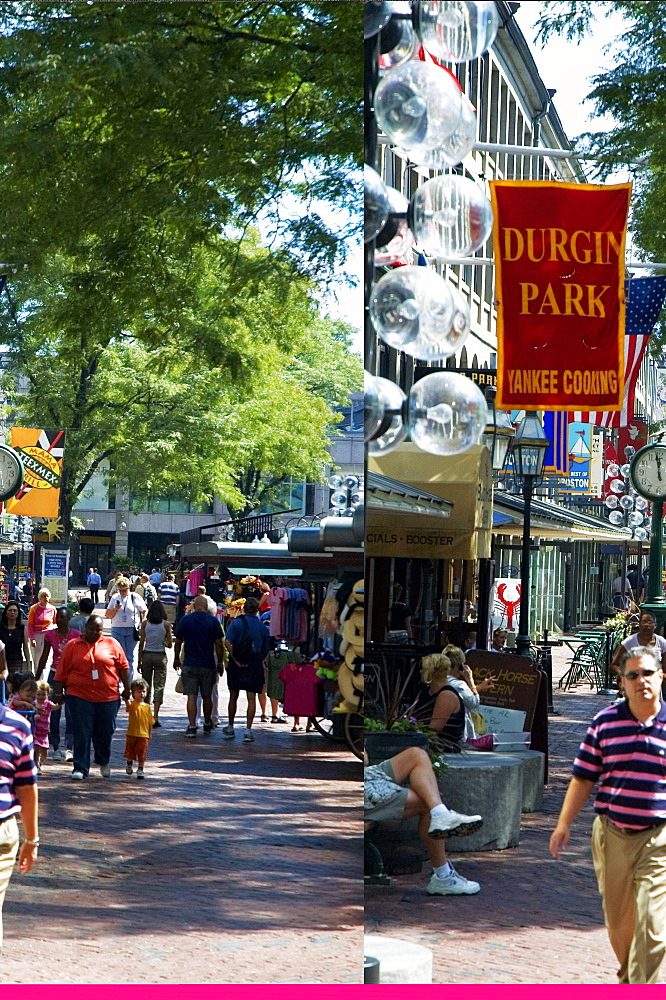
364, 641, 646, 985
1, 621, 363, 985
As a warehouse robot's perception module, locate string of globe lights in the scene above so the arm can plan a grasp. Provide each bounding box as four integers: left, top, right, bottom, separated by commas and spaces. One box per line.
364, 1, 502, 461
605, 447, 651, 543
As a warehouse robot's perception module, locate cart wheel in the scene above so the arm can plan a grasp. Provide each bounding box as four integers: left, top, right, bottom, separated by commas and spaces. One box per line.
344, 711, 364, 760
309, 715, 345, 741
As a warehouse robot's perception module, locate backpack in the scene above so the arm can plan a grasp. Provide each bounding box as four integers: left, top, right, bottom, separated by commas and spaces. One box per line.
143, 582, 156, 607
231, 617, 254, 666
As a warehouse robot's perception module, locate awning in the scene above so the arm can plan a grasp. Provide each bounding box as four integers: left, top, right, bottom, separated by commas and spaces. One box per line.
367, 444, 492, 560
227, 566, 303, 577
367, 471, 453, 519
493, 491, 633, 542
179, 540, 300, 569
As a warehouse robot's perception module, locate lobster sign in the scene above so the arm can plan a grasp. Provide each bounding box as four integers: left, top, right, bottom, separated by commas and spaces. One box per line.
494, 580, 522, 630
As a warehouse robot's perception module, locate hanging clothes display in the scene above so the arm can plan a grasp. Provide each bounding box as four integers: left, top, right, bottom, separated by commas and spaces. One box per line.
278, 661, 323, 717
265, 647, 293, 702
266, 585, 310, 643
282, 587, 310, 643
267, 586, 287, 638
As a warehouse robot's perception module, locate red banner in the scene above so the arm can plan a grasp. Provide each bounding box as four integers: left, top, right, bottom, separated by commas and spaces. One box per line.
491, 181, 631, 412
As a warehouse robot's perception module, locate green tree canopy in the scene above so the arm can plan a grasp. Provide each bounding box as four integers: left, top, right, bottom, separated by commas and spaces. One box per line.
0, 1, 362, 279
536, 3, 666, 259
0, 2, 363, 533
1, 239, 362, 532
537, 2, 666, 355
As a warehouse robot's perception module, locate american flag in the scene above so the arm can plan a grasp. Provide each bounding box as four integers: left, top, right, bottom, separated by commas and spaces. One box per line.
573, 275, 666, 427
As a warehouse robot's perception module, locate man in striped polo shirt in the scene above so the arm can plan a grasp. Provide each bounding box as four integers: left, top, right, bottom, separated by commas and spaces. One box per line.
550, 646, 666, 984
157, 573, 179, 625
0, 702, 39, 950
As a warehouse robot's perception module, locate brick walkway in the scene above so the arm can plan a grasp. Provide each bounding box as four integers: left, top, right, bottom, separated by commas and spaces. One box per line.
365, 641, 641, 985
1, 622, 363, 984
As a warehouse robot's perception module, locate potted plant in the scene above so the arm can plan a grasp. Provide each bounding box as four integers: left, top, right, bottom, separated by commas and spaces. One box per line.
364, 716, 446, 773
364, 649, 446, 772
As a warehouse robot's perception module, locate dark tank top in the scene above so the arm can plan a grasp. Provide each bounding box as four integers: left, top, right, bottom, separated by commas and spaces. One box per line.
414, 683, 465, 752
0, 623, 25, 666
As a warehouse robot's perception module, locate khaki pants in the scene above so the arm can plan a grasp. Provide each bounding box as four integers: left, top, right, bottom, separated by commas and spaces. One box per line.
592, 814, 666, 984
0, 816, 19, 953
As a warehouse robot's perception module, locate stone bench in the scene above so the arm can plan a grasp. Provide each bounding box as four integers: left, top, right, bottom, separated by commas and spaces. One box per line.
370, 748, 545, 869
438, 752, 524, 852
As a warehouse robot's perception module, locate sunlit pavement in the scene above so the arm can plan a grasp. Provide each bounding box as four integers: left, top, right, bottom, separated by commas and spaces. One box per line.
2, 602, 362, 984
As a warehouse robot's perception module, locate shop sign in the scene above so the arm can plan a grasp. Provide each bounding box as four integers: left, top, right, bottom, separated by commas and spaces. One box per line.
414, 367, 497, 388
490, 180, 631, 412
557, 420, 592, 494
466, 650, 541, 730
6, 428, 65, 517
41, 545, 69, 605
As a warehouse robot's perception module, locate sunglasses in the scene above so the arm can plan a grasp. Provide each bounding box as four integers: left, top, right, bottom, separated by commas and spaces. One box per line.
623, 668, 660, 681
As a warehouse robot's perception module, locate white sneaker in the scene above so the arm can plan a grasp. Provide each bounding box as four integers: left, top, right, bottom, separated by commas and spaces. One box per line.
52, 749, 65, 762
65, 749, 74, 762
428, 810, 483, 839
70, 770, 85, 781
427, 866, 480, 896
222, 726, 235, 740
100, 764, 111, 778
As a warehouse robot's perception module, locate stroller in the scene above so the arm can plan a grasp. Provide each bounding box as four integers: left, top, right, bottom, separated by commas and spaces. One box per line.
0, 678, 35, 733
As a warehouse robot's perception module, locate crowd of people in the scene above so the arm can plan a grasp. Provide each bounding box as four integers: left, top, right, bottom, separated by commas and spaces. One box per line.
0, 563, 339, 950
0, 567, 317, 785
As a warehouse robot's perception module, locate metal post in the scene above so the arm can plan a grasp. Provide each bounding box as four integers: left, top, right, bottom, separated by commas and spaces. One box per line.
642, 500, 666, 629
647, 500, 664, 601
476, 557, 495, 650
364, 31, 380, 375
515, 475, 533, 658
364, 956, 381, 984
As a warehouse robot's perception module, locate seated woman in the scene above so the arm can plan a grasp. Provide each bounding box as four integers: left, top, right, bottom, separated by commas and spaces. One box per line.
364, 747, 482, 895
413, 652, 466, 753
444, 644, 496, 744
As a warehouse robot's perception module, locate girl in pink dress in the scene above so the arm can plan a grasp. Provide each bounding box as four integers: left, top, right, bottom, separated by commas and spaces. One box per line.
33, 681, 56, 772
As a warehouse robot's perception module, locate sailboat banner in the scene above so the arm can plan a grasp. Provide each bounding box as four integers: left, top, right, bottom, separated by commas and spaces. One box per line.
557, 421, 592, 494
490, 180, 631, 412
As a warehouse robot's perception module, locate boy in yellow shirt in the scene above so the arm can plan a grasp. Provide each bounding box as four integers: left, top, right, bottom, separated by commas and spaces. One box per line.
124, 679, 154, 779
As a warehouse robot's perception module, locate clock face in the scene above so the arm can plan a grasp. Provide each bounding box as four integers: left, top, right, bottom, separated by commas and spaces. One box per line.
630, 445, 666, 501
0, 445, 25, 502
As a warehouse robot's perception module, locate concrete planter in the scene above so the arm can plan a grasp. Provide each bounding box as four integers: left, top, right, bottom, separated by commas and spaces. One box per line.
365, 729, 429, 765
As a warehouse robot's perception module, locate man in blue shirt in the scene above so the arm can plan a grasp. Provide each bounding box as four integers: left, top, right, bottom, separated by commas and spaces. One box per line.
173, 595, 224, 738
86, 567, 101, 605
223, 597, 270, 743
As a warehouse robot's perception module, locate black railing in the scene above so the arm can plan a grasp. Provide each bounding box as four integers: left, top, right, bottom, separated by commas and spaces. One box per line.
179, 508, 306, 546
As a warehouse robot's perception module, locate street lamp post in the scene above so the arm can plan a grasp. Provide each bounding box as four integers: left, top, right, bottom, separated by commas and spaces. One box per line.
510, 414, 550, 659
477, 386, 516, 649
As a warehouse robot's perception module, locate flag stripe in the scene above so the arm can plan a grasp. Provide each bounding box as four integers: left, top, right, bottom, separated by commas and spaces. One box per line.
573, 276, 666, 428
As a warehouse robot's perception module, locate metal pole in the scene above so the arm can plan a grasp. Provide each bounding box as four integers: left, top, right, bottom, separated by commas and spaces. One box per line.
364, 956, 381, 984
647, 500, 664, 602
515, 475, 533, 658
640, 500, 666, 637
364, 31, 380, 375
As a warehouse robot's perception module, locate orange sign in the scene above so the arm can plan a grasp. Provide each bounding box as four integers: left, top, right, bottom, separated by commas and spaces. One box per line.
491, 181, 631, 412
5, 428, 65, 517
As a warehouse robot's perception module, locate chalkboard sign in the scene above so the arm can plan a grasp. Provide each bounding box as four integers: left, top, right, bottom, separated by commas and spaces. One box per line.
466, 650, 541, 731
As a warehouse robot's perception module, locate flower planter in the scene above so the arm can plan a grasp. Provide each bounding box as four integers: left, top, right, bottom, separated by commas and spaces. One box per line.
365, 729, 429, 766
